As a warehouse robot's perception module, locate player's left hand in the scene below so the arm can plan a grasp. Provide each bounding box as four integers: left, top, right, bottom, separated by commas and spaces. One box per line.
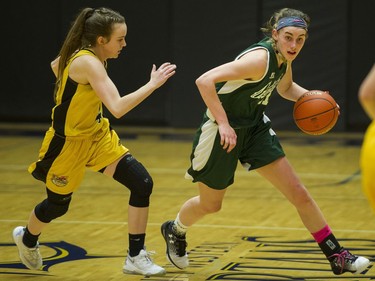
149, 63, 177, 89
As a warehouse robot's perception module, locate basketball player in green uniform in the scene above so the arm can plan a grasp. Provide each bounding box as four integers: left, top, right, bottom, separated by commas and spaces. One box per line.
161, 8, 370, 275
359, 64, 375, 210
13, 7, 176, 276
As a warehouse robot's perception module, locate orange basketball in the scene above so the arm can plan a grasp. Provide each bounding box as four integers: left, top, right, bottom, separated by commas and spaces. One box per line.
293, 90, 340, 135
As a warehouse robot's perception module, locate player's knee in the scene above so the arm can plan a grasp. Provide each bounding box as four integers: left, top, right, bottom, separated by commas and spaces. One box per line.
289, 183, 312, 208
129, 179, 153, 207
34, 194, 72, 223
201, 201, 222, 214
113, 154, 153, 208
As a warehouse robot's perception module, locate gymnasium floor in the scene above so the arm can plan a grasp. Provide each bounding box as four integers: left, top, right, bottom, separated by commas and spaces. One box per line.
0, 123, 374, 280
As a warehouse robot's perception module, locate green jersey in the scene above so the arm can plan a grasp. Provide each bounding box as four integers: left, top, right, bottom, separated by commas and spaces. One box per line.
187, 38, 287, 188
209, 37, 287, 128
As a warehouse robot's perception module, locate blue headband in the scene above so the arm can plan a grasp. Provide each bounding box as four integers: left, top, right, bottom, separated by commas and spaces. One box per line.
276, 16, 308, 31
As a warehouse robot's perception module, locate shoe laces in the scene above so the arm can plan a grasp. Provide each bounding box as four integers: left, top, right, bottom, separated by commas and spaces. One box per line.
329, 249, 357, 273
168, 222, 187, 257
174, 235, 187, 257
137, 250, 156, 266
22, 244, 40, 260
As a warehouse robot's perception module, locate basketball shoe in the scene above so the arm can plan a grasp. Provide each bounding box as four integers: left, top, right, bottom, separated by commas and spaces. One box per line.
329, 248, 370, 275
123, 249, 166, 276
12, 226, 43, 270
161, 220, 189, 269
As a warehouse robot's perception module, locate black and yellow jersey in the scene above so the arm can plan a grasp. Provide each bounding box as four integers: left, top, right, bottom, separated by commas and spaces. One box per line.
52, 49, 104, 137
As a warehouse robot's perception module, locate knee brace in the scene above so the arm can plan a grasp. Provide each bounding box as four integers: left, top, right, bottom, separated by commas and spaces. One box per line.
34, 189, 72, 223
113, 154, 153, 207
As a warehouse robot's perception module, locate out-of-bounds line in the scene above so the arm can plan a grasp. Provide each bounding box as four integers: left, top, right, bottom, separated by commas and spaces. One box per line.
309, 169, 361, 187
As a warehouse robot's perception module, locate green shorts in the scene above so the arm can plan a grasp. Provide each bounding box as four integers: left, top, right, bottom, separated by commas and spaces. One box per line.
185, 114, 285, 189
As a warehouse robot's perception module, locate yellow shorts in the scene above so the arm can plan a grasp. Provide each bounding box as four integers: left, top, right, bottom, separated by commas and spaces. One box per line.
360, 121, 375, 211
28, 119, 128, 194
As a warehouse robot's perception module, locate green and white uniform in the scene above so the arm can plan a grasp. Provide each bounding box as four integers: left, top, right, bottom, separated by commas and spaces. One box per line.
186, 38, 287, 189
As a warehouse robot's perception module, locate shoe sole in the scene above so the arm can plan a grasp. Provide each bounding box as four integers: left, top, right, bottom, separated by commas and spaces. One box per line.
123, 268, 166, 276
161, 221, 186, 270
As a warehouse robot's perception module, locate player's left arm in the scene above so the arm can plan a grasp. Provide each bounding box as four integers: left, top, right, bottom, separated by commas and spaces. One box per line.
359, 64, 375, 120
51, 57, 60, 78
277, 62, 308, 102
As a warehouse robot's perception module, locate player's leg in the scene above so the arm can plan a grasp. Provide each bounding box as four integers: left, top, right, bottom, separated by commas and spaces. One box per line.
161, 117, 236, 269
100, 154, 149, 234
179, 182, 227, 226
102, 153, 165, 276
257, 156, 370, 275
15, 129, 85, 270
161, 182, 226, 269
180, 116, 237, 226
103, 153, 152, 247
92, 122, 164, 276
257, 157, 326, 231
13, 188, 73, 270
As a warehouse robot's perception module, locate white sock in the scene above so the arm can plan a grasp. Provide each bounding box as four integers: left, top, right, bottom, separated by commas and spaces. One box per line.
173, 213, 188, 236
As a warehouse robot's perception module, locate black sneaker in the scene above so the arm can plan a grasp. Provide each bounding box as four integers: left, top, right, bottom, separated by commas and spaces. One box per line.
329, 248, 370, 275
161, 220, 189, 269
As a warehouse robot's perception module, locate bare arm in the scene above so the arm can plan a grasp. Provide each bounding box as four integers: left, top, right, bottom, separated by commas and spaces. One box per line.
69, 56, 176, 118
276, 62, 308, 101
51, 57, 59, 77
359, 64, 375, 120
195, 49, 268, 153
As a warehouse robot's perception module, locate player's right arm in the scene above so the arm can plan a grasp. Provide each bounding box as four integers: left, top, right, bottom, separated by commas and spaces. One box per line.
195, 49, 267, 153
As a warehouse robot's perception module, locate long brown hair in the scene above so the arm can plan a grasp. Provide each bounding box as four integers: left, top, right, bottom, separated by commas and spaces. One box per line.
53, 7, 125, 100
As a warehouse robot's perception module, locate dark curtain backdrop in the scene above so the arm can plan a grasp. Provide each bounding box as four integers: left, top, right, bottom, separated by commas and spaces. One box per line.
1, 0, 373, 131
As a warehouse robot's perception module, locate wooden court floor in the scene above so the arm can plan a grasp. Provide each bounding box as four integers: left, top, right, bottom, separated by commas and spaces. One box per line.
1, 124, 375, 280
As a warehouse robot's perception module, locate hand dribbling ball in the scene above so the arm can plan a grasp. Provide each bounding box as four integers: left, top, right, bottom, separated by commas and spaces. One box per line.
293, 90, 340, 135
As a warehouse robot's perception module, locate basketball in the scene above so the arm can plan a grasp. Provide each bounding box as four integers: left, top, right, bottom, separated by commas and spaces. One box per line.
293, 90, 340, 135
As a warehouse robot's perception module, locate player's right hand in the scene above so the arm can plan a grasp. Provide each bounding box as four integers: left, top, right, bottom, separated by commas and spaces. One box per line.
218, 123, 237, 153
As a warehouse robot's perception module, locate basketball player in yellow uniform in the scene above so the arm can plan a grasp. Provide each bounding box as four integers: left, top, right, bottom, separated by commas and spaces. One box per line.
359, 64, 375, 210
12, 7, 176, 276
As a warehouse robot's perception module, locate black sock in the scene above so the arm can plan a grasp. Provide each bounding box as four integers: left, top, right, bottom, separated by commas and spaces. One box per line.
318, 233, 341, 259
22, 227, 40, 248
128, 233, 145, 257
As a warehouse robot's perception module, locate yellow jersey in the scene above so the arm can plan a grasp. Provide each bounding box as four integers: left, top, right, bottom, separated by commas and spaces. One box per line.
361, 120, 375, 210
52, 49, 104, 138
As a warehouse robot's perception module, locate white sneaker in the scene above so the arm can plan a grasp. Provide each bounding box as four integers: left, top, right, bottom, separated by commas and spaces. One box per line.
12, 226, 42, 270
123, 249, 166, 276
